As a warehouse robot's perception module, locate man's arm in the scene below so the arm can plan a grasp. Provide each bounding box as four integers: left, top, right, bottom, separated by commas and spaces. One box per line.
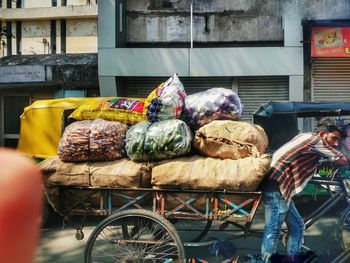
312, 136, 349, 165
335, 155, 350, 165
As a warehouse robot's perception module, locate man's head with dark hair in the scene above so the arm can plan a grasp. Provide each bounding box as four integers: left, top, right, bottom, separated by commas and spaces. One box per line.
318, 124, 344, 148
326, 124, 345, 137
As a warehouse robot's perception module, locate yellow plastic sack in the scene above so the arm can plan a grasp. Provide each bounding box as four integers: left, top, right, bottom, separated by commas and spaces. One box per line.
70, 97, 147, 124
17, 97, 97, 159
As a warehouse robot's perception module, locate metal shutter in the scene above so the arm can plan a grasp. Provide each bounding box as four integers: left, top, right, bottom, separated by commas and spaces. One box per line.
238, 77, 289, 122
312, 58, 350, 130
121, 77, 234, 97
312, 58, 350, 102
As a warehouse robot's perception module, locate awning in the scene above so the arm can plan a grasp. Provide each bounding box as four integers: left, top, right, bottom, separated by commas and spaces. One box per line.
0, 53, 98, 89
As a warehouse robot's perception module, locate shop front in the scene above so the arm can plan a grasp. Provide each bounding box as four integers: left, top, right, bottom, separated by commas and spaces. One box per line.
308, 21, 350, 102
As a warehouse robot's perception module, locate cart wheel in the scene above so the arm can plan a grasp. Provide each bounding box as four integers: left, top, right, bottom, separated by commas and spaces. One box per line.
170, 219, 212, 242
338, 206, 350, 251
84, 209, 185, 263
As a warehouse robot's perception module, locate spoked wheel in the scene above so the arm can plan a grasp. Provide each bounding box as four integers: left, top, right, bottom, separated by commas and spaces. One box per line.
170, 218, 212, 242
338, 207, 350, 251
84, 209, 185, 263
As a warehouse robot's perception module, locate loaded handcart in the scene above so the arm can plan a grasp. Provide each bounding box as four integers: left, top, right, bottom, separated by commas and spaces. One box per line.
43, 160, 350, 263
33, 99, 350, 262
47, 185, 262, 262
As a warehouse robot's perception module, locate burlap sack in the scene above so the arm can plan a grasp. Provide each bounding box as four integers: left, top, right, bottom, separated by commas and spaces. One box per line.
151, 155, 271, 191
90, 159, 153, 188
40, 157, 153, 188
193, 120, 268, 160
40, 157, 90, 187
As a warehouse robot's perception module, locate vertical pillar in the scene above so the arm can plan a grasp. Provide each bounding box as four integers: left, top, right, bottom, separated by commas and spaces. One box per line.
289, 75, 304, 132
98, 0, 126, 96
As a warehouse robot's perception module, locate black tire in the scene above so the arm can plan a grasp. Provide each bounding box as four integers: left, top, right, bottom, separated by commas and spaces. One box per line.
84, 209, 185, 263
170, 218, 212, 242
338, 206, 350, 251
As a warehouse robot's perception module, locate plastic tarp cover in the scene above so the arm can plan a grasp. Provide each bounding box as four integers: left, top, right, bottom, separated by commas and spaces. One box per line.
17, 98, 97, 159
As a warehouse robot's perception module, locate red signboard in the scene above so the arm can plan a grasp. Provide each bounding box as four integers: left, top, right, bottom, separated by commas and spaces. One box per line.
311, 27, 350, 57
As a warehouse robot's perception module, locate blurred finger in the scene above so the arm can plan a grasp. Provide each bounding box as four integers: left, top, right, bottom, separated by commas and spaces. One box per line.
0, 148, 42, 263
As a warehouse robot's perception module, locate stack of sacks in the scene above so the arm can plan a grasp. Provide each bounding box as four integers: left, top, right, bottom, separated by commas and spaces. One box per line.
43, 118, 153, 212
151, 119, 271, 192
125, 119, 193, 162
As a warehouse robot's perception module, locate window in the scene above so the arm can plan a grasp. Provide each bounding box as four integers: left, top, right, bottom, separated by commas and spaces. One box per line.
52, 0, 57, 7
2, 95, 30, 148
6, 21, 12, 55
50, 20, 56, 54
60, 20, 66, 53
16, 21, 21, 55
16, 0, 21, 8
149, 0, 173, 9
61, 0, 67, 6
6, 0, 11, 8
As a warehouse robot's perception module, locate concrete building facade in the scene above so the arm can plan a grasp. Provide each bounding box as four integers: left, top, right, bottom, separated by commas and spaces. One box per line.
98, 0, 350, 125
0, 0, 98, 147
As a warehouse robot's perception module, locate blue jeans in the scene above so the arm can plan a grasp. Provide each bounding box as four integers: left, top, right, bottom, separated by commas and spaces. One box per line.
261, 190, 305, 262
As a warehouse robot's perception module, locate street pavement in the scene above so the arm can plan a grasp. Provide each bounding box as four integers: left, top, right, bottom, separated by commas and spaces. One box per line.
35, 198, 348, 263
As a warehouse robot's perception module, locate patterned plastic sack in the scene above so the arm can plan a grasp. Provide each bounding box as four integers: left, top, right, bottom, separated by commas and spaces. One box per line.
58, 118, 128, 162
144, 74, 186, 122
183, 88, 243, 129
125, 119, 193, 161
69, 97, 147, 125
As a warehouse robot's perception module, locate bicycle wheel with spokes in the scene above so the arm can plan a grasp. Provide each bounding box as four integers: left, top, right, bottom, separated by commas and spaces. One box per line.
84, 209, 185, 263
338, 206, 350, 251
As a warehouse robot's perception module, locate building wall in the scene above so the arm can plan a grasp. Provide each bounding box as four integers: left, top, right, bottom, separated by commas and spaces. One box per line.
22, 0, 97, 8
0, 1, 97, 55
126, 0, 350, 43
66, 18, 97, 53
19, 19, 97, 55
23, 0, 52, 8
98, 0, 350, 108
22, 21, 51, 55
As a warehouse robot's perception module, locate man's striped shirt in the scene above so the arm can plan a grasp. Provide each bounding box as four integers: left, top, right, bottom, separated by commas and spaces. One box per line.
268, 132, 343, 202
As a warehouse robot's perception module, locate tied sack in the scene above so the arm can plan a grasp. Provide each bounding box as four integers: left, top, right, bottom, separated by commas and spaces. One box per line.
194, 120, 268, 160
125, 119, 193, 162
144, 74, 186, 122
58, 118, 127, 162
40, 156, 153, 188
151, 155, 271, 192
183, 88, 243, 129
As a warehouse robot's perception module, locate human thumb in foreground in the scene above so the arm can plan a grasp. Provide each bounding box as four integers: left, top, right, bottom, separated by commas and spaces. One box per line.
0, 148, 42, 263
